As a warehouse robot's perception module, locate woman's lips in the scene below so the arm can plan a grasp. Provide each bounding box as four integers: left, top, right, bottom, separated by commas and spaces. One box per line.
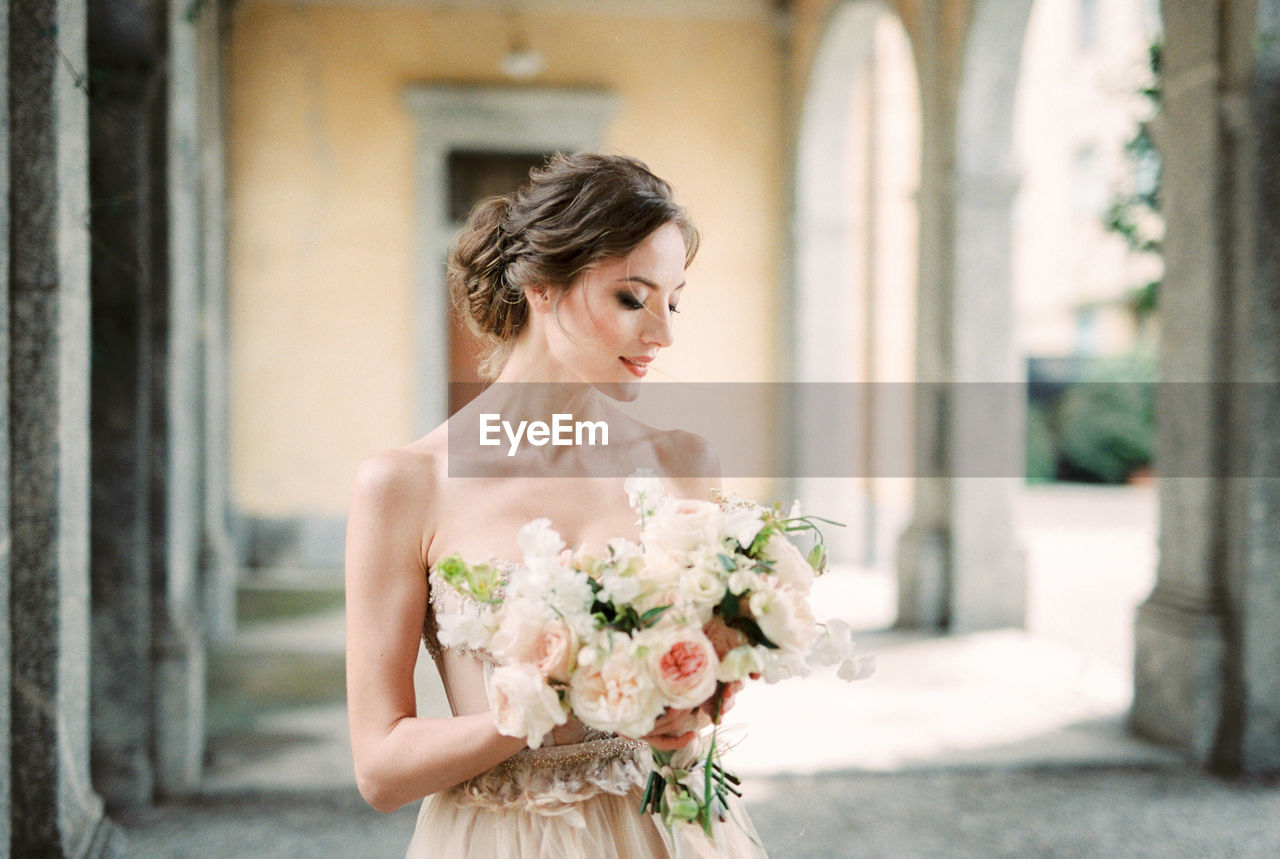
620, 357, 651, 378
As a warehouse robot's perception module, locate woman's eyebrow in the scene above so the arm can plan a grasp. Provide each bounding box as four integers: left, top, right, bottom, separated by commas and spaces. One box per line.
613, 275, 686, 291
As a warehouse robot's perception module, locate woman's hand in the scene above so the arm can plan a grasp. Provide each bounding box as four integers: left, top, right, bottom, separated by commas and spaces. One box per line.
641, 706, 703, 750
640, 680, 747, 750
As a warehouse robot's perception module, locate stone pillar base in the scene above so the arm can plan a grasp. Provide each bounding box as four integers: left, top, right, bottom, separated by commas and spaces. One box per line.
896, 524, 949, 628
1131, 594, 1225, 762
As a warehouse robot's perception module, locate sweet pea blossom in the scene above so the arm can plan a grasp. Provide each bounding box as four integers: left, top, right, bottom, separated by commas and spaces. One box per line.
517, 518, 565, 563
624, 469, 664, 518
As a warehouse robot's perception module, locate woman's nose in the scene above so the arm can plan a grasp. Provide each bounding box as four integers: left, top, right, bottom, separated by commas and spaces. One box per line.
644, 309, 674, 348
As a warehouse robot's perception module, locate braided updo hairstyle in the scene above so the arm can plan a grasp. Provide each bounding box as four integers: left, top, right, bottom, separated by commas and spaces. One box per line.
447, 152, 699, 379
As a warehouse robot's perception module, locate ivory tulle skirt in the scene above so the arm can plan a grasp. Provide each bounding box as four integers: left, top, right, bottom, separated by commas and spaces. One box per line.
404, 736, 766, 858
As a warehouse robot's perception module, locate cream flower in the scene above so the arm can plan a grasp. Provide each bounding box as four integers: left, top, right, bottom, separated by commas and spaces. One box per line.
722, 504, 766, 550
624, 468, 665, 517
487, 663, 567, 749
747, 581, 819, 651
489, 599, 550, 665
809, 618, 876, 682
726, 565, 760, 596
757, 646, 811, 683
678, 564, 728, 612
645, 497, 723, 558
435, 603, 496, 652
568, 642, 663, 738
598, 568, 642, 607
517, 518, 565, 563
532, 618, 578, 683
717, 644, 766, 683
763, 534, 816, 595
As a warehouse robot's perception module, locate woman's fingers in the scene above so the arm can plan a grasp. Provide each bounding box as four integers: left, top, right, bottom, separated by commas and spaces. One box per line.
645, 730, 697, 751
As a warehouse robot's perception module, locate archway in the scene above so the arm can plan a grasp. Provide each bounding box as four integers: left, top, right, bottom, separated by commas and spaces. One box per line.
792, 0, 920, 583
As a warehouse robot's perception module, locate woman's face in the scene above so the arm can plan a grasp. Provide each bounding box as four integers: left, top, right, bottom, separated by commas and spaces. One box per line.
537, 221, 688, 399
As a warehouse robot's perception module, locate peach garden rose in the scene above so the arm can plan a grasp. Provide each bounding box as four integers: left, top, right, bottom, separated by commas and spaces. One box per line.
643, 628, 719, 710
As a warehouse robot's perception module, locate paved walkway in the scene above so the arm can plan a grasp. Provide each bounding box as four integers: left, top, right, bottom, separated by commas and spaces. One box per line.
116, 486, 1280, 856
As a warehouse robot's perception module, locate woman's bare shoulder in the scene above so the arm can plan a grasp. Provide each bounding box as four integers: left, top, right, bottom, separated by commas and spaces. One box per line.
351, 428, 447, 516
651, 428, 721, 499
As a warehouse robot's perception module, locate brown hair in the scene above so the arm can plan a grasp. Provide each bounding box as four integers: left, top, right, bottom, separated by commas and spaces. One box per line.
447, 152, 699, 378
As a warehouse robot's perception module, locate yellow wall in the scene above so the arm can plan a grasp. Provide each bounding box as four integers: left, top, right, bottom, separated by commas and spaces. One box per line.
228, 4, 785, 516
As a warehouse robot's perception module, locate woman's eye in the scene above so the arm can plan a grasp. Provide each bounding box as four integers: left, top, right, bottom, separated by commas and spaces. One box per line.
617, 293, 645, 310
668, 305, 681, 314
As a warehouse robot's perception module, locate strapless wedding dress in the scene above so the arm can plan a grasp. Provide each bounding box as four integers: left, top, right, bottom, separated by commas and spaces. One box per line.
406, 566, 768, 858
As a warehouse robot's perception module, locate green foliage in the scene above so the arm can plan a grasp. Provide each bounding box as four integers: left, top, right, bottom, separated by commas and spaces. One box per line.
1025, 403, 1058, 483
1026, 354, 1157, 484
1058, 381, 1154, 483
1104, 40, 1164, 321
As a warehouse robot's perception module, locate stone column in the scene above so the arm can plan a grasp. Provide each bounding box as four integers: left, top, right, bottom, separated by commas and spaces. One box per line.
946, 0, 1031, 631
1, 6, 11, 850
1228, 0, 1280, 772
87, 0, 166, 808
1132, 0, 1280, 774
897, 0, 1030, 631
7, 0, 118, 851
895, 0, 958, 628
1130, 0, 1229, 762
153, 0, 210, 794
196, 0, 238, 645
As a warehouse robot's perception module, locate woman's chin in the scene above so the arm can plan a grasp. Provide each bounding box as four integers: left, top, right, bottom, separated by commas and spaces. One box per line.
591, 378, 643, 402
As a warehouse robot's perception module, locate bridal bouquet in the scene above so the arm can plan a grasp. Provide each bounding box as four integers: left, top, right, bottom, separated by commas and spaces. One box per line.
434, 471, 874, 834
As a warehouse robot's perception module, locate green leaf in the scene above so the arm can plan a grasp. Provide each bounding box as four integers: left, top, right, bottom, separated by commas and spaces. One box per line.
729, 616, 779, 649
639, 604, 671, 627
716, 553, 737, 572
718, 591, 740, 621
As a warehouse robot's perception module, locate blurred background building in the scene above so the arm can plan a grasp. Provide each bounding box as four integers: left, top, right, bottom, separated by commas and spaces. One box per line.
4, 0, 1279, 853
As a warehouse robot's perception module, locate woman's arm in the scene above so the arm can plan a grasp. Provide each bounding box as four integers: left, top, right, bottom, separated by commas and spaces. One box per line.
345, 451, 525, 812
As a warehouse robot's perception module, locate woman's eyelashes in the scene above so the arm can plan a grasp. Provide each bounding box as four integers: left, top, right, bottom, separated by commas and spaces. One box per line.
615, 291, 681, 314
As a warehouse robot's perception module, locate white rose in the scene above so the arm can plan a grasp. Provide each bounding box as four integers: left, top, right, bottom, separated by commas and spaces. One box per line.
517, 518, 565, 563
748, 581, 818, 651
568, 643, 663, 738
631, 581, 686, 626
678, 564, 728, 611
641, 628, 720, 710
533, 618, 578, 683
489, 599, 551, 665
723, 505, 766, 550
764, 534, 816, 595
645, 497, 723, 557
487, 663, 568, 748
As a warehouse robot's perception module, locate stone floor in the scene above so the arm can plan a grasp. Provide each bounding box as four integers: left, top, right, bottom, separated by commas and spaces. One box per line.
115, 485, 1280, 856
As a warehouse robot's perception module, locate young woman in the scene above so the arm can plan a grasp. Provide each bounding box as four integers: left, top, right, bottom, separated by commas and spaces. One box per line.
345, 153, 765, 856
